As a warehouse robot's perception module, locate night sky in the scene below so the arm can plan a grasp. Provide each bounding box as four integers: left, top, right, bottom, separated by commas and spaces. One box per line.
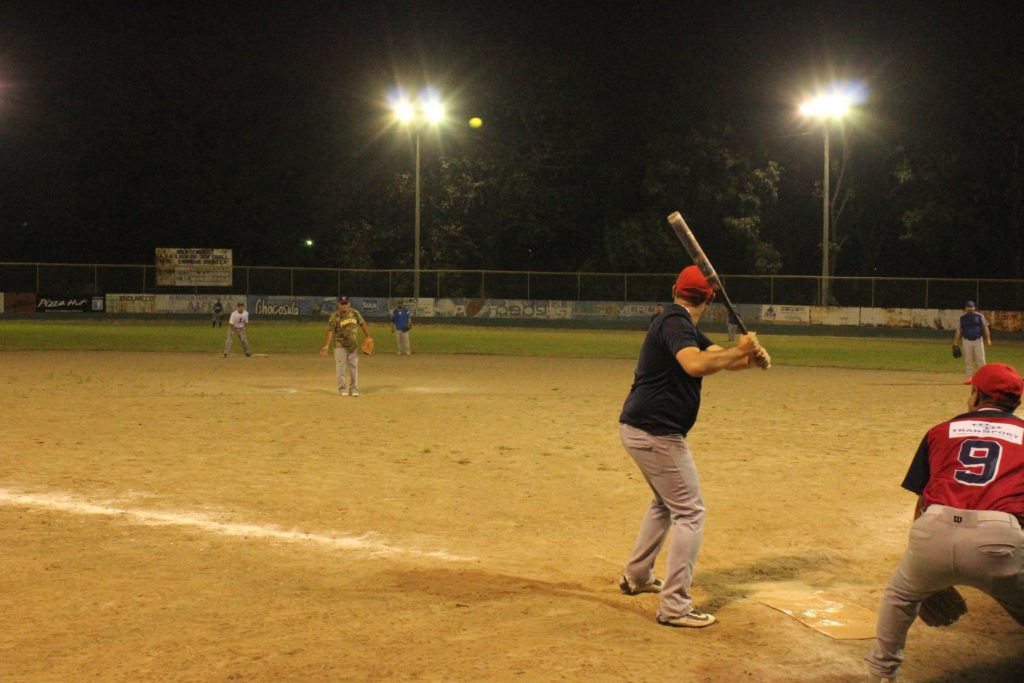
1, 1, 1022, 277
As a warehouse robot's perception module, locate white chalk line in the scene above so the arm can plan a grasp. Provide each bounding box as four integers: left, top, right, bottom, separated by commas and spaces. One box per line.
0, 488, 476, 563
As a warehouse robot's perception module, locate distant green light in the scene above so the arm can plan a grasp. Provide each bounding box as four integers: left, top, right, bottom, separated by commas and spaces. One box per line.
304, 239, 314, 247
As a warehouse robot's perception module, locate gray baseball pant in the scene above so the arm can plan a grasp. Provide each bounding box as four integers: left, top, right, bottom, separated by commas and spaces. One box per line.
395, 330, 411, 354
619, 422, 706, 619
962, 337, 986, 375
865, 505, 1024, 679
224, 328, 250, 355
334, 346, 359, 393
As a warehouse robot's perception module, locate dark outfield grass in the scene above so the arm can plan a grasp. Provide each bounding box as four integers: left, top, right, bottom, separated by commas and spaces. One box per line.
2, 318, 1020, 373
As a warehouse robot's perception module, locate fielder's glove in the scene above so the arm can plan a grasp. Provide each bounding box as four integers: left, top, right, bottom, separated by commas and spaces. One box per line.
360, 337, 375, 355
918, 587, 968, 627
952, 344, 962, 359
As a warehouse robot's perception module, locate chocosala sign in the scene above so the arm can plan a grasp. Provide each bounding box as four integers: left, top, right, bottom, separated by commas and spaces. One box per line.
36, 296, 97, 313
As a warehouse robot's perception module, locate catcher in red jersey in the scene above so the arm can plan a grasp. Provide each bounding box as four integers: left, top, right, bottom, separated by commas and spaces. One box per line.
865, 363, 1024, 682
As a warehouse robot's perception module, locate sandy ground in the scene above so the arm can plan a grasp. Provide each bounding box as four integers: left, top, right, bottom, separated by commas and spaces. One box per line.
1, 349, 1022, 682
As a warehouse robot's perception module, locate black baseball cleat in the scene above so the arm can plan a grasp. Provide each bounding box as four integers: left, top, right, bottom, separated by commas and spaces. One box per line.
618, 574, 664, 595
657, 610, 717, 628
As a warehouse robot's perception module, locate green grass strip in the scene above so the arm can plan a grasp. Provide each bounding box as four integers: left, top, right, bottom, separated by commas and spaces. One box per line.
2, 319, 1020, 373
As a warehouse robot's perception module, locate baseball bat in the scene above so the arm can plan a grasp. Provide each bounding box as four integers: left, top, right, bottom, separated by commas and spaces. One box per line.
666, 212, 767, 368
666, 211, 748, 333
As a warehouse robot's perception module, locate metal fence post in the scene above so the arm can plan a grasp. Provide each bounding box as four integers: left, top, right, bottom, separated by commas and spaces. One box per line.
924, 279, 930, 309
480, 271, 485, 298
870, 277, 875, 307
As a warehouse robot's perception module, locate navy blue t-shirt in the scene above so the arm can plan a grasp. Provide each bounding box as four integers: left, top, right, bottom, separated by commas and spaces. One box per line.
619, 305, 713, 436
959, 312, 986, 341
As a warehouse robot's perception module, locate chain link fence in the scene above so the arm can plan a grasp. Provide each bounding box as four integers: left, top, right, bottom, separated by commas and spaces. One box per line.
2, 262, 1023, 309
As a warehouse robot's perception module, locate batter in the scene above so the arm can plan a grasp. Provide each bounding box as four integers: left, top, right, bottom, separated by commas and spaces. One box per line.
617, 265, 770, 628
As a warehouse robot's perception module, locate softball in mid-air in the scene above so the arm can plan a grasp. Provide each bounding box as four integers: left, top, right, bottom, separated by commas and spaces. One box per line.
468, 117, 483, 128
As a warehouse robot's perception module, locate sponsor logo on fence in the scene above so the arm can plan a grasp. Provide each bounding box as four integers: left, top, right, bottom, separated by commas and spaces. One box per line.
37, 296, 91, 312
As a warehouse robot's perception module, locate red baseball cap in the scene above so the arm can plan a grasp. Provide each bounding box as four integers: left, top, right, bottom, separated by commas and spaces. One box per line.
673, 265, 715, 303
964, 363, 1024, 401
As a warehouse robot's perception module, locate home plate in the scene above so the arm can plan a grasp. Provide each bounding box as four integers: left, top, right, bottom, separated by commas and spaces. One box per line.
745, 581, 877, 639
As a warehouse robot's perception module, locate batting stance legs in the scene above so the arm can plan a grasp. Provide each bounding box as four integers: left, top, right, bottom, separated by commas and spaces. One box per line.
334, 347, 359, 394
620, 423, 706, 620
866, 506, 1024, 678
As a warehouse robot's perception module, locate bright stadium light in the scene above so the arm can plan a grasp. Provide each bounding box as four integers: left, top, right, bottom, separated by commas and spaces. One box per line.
799, 84, 861, 306
392, 98, 415, 124
387, 86, 448, 298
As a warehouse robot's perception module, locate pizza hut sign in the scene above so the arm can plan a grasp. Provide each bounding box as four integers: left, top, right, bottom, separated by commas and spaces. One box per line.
36, 296, 92, 313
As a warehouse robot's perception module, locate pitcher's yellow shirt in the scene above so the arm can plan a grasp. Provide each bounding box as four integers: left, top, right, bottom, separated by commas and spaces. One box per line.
327, 308, 365, 352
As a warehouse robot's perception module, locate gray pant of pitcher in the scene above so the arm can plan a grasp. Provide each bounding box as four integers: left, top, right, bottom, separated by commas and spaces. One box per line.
865, 505, 1024, 679
619, 422, 706, 619
334, 346, 359, 393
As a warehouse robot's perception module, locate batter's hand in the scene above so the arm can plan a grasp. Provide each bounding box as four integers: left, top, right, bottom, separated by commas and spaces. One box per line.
753, 347, 771, 370
319, 345, 329, 357
918, 587, 968, 627
736, 332, 760, 356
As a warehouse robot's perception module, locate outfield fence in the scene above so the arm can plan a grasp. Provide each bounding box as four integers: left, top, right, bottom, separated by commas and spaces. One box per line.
2, 262, 1023, 310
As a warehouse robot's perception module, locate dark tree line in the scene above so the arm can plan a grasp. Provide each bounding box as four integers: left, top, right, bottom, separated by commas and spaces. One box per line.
1, 4, 1022, 279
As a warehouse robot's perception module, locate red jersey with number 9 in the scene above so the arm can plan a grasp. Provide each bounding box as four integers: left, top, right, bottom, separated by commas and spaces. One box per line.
902, 408, 1024, 518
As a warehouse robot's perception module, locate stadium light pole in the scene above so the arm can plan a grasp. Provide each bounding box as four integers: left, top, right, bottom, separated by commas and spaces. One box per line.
391, 91, 445, 299
800, 92, 851, 306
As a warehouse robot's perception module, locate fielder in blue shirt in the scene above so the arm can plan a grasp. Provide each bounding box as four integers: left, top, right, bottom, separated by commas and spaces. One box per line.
953, 300, 991, 375
391, 301, 413, 355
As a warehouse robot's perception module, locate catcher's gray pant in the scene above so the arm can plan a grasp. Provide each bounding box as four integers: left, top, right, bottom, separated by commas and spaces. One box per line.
224, 327, 250, 355
395, 330, 411, 354
619, 423, 705, 619
865, 505, 1024, 679
334, 346, 359, 392
962, 337, 986, 375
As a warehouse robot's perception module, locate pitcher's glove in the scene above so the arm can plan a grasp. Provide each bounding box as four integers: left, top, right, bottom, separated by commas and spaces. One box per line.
952, 344, 962, 359
360, 337, 374, 355
918, 587, 967, 627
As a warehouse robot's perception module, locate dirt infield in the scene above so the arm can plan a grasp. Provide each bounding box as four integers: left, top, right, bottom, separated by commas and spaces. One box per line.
1, 350, 1021, 682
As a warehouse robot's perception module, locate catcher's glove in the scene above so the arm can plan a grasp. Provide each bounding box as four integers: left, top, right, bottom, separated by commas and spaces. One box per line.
952, 344, 962, 359
360, 337, 374, 355
918, 587, 968, 627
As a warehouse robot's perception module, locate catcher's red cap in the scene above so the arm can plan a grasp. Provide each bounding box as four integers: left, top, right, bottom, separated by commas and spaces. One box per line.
964, 362, 1023, 401
673, 266, 715, 303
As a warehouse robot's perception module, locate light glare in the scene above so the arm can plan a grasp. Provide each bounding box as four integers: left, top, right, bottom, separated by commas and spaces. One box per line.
800, 93, 851, 119
422, 99, 445, 124
392, 99, 415, 123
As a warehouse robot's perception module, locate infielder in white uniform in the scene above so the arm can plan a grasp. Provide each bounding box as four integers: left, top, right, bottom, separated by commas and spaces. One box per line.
224, 302, 252, 357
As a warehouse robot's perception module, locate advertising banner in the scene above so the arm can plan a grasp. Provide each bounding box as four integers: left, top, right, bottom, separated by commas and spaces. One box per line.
761, 304, 810, 324
155, 248, 232, 286
154, 293, 246, 314
810, 306, 860, 326
251, 296, 336, 317
3, 292, 36, 313
349, 297, 391, 319
986, 310, 1022, 333
106, 294, 156, 313
861, 307, 914, 327
36, 295, 93, 313
574, 301, 654, 321
470, 299, 574, 319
